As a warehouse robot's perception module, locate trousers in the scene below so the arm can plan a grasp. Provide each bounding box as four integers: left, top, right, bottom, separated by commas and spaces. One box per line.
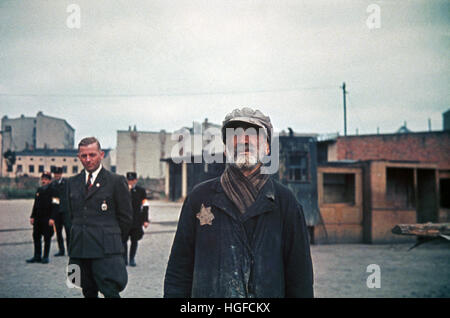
68, 255, 128, 298
54, 212, 71, 253
32, 230, 52, 258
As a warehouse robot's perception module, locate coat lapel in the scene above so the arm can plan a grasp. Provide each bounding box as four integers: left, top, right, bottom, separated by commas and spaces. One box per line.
211, 181, 240, 221
240, 179, 275, 223
73, 170, 87, 200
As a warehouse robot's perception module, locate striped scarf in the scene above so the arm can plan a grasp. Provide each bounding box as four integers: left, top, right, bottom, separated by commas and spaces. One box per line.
220, 164, 270, 214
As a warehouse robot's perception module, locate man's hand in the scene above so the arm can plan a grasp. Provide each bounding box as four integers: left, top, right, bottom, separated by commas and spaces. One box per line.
49, 219, 55, 226
30, 218, 34, 225
143, 222, 149, 229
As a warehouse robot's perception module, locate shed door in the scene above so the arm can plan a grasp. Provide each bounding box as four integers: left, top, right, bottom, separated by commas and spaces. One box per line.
416, 169, 438, 223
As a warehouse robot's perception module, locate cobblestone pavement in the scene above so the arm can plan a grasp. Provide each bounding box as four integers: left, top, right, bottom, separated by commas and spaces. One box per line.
0, 199, 449, 298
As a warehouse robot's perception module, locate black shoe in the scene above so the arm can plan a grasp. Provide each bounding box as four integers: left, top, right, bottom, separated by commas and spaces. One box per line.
129, 259, 136, 267
41, 258, 49, 264
54, 251, 65, 257
26, 257, 41, 263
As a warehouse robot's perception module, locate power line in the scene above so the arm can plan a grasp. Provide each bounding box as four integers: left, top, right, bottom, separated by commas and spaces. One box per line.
0, 85, 336, 98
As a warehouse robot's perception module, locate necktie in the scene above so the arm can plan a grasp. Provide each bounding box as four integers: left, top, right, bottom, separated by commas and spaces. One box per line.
86, 173, 93, 192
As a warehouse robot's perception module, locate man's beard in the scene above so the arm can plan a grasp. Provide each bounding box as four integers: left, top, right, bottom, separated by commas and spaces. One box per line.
226, 145, 260, 171
234, 152, 259, 170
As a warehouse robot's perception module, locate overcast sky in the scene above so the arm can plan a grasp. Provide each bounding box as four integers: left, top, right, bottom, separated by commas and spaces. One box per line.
0, 0, 448, 149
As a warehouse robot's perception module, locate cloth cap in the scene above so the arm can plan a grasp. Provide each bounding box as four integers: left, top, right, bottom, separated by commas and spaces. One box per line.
221, 107, 273, 145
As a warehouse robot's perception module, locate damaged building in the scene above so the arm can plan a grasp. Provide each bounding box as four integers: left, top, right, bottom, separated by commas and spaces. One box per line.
316, 130, 450, 244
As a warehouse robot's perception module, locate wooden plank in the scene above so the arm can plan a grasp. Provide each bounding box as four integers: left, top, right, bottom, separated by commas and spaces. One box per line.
392, 223, 450, 237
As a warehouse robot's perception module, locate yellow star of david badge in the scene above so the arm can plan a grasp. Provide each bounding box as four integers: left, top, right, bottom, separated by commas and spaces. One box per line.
196, 204, 214, 226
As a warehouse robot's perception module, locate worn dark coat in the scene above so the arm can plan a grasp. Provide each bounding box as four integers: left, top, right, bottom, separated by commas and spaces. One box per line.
67, 168, 133, 259
164, 177, 314, 298
30, 184, 56, 237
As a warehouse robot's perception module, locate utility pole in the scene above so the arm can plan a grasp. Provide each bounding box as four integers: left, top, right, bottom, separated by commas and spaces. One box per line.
341, 82, 348, 136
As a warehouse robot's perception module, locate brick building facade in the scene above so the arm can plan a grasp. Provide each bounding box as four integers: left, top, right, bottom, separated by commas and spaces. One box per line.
317, 131, 450, 243
331, 132, 450, 170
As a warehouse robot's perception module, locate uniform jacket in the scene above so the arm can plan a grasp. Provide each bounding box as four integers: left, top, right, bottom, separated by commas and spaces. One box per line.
30, 184, 56, 236
50, 178, 70, 219
130, 185, 149, 229
164, 177, 314, 298
67, 168, 133, 259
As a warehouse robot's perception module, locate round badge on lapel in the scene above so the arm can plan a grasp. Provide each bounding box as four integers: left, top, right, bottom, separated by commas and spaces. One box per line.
101, 200, 108, 212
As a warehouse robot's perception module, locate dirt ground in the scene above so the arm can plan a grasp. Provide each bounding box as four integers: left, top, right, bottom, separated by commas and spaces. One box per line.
0, 199, 449, 298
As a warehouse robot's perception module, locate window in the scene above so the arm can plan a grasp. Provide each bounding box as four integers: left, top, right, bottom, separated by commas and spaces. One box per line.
51, 158, 55, 162
38, 165, 44, 173
17, 165, 23, 173
29, 165, 35, 173
73, 166, 78, 174
323, 173, 355, 204
287, 151, 309, 182
62, 166, 68, 173
386, 168, 415, 209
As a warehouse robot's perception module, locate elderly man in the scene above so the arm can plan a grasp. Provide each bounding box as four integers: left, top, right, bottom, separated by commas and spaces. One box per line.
164, 107, 314, 298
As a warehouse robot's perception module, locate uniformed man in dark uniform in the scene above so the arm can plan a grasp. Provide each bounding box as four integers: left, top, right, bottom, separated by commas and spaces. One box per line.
26, 172, 55, 264
49, 166, 71, 257
123, 172, 150, 267
67, 137, 133, 298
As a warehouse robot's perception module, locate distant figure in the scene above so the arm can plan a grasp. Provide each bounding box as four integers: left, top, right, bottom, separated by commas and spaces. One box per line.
49, 166, 71, 257
164, 107, 314, 298
67, 137, 133, 298
123, 172, 150, 267
26, 172, 55, 264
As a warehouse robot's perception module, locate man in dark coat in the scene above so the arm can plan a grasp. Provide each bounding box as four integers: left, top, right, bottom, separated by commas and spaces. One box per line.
67, 137, 133, 298
123, 172, 150, 267
164, 107, 314, 298
49, 166, 71, 257
26, 172, 55, 264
